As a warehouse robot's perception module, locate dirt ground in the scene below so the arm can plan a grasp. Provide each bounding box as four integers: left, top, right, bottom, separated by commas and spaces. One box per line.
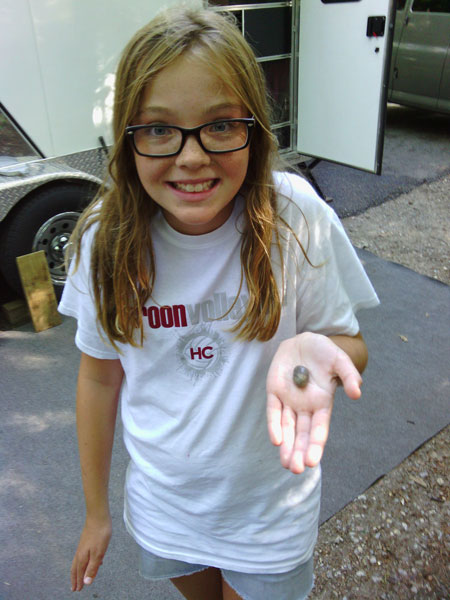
310, 174, 449, 600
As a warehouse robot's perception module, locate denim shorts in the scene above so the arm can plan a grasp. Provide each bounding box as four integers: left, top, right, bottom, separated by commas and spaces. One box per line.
138, 546, 314, 600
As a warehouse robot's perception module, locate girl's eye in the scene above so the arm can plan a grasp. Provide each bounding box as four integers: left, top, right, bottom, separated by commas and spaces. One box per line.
147, 125, 173, 137
208, 121, 233, 134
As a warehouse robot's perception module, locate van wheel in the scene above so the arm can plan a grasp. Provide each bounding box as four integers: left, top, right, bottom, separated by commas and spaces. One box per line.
0, 183, 96, 299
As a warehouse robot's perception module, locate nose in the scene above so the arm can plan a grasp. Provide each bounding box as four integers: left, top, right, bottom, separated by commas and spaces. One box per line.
175, 134, 211, 169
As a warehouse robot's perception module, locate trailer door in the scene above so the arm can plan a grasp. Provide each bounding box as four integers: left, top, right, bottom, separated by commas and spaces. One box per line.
297, 0, 395, 173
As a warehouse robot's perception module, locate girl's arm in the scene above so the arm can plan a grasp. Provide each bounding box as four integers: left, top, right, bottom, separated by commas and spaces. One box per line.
329, 332, 368, 376
266, 331, 367, 474
71, 352, 124, 592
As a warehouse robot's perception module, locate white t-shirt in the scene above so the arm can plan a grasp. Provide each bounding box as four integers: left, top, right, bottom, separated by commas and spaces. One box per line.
59, 172, 379, 574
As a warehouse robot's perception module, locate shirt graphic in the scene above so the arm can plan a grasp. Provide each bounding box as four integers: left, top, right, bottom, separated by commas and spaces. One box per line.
142, 290, 244, 381
176, 323, 228, 381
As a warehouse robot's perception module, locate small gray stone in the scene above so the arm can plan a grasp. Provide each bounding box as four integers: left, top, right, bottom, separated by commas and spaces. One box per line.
293, 365, 309, 388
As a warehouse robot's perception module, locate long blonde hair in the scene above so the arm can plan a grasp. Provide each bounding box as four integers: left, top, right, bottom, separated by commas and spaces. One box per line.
71, 7, 292, 348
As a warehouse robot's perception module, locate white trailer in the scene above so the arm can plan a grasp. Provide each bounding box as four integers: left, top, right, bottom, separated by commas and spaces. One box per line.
0, 0, 394, 297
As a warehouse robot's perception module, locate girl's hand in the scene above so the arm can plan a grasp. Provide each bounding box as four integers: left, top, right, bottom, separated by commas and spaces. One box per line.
266, 332, 362, 474
70, 515, 112, 592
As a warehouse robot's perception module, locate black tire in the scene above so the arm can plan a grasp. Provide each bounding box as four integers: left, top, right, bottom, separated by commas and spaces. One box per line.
0, 183, 97, 299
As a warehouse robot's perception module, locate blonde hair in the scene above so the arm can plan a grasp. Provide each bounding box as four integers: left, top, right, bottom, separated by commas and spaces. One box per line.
71, 6, 294, 348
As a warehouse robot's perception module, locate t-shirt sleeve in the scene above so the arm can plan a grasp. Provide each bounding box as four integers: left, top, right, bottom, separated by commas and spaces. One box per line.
58, 229, 120, 360
276, 172, 380, 337
296, 206, 380, 336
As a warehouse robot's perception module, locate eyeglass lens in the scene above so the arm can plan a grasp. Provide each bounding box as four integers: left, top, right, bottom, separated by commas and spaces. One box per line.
133, 121, 249, 156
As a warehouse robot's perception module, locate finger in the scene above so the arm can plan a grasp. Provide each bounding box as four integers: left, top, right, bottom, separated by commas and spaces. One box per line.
70, 560, 78, 592
83, 555, 103, 588
304, 408, 331, 468
70, 559, 77, 592
267, 393, 283, 446
334, 351, 362, 400
72, 552, 89, 592
290, 413, 312, 474
280, 406, 296, 469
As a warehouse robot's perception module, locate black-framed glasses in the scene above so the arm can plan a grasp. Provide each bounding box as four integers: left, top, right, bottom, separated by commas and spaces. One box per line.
125, 117, 255, 157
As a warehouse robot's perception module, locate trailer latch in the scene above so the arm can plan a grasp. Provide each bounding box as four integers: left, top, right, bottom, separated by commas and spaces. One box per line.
366, 16, 386, 38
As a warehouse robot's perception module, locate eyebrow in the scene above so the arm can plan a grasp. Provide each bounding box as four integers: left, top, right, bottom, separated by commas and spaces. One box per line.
137, 103, 245, 120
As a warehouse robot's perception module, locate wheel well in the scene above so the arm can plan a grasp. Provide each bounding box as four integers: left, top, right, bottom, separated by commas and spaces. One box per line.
0, 178, 100, 225
0, 179, 100, 297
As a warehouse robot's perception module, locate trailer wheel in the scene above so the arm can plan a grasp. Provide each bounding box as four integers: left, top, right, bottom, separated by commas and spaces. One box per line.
0, 183, 97, 298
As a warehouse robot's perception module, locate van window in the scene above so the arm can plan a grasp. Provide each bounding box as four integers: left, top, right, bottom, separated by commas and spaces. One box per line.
412, 0, 450, 12
0, 106, 39, 164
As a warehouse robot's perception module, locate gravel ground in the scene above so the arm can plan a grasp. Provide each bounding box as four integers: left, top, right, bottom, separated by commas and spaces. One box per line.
310, 175, 450, 600
343, 175, 450, 286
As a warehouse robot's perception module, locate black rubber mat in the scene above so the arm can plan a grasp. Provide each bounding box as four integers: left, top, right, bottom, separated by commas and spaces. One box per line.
320, 249, 450, 522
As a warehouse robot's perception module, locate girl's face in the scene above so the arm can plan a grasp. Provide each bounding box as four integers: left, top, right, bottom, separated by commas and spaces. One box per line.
132, 53, 250, 235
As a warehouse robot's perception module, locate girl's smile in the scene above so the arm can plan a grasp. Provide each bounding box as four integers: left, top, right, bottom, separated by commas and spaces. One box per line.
132, 53, 250, 235
168, 178, 218, 196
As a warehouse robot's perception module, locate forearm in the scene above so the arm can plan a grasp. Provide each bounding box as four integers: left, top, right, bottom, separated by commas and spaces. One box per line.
329, 331, 368, 374
76, 354, 123, 520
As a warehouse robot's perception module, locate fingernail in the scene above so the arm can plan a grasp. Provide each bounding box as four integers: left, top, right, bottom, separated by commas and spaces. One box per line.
84, 576, 93, 585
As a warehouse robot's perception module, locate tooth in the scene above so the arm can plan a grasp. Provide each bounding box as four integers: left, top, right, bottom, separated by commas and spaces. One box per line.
174, 180, 214, 192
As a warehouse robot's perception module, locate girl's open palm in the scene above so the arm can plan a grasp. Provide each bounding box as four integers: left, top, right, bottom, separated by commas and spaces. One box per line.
266, 332, 362, 474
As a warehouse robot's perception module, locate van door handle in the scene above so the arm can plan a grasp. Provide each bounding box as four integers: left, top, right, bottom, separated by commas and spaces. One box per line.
367, 16, 386, 38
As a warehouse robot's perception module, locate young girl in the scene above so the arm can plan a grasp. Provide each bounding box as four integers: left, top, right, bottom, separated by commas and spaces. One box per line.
60, 7, 379, 600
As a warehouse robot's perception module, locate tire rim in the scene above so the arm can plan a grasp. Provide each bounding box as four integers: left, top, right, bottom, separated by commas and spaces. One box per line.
32, 211, 81, 285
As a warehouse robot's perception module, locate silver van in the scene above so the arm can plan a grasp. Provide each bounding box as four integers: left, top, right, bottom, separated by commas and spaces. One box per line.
389, 0, 450, 114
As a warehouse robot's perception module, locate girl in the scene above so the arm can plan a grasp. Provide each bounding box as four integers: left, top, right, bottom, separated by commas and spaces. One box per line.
60, 7, 379, 600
